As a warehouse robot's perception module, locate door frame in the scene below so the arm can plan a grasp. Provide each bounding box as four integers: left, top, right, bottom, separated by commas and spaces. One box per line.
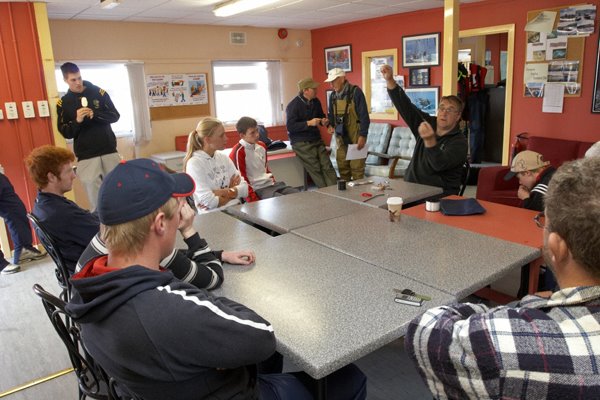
459, 24, 514, 165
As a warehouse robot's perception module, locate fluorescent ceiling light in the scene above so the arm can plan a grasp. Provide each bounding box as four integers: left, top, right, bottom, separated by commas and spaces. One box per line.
213, 0, 280, 17
100, 0, 123, 10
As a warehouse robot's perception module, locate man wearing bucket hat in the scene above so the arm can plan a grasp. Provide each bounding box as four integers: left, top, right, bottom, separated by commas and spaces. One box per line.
286, 77, 338, 188
66, 158, 366, 399
325, 68, 370, 181
505, 150, 556, 212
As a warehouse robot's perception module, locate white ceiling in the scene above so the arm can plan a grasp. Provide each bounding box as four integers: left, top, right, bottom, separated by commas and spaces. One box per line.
13, 0, 484, 30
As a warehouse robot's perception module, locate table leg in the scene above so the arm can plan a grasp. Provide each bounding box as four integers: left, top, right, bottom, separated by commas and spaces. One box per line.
316, 377, 327, 400
528, 258, 543, 295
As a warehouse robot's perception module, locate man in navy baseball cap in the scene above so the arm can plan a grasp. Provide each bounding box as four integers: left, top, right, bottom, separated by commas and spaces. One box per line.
97, 158, 195, 225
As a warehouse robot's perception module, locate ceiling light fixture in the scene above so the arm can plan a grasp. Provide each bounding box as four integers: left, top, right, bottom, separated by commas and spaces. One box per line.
99, 0, 123, 10
213, 0, 280, 17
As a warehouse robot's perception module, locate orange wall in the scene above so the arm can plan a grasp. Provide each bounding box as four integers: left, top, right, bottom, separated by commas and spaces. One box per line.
311, 0, 600, 150
0, 3, 55, 209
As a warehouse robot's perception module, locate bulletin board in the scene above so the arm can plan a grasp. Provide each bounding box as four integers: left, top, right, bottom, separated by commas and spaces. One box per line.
150, 104, 210, 121
525, 5, 587, 97
147, 72, 211, 121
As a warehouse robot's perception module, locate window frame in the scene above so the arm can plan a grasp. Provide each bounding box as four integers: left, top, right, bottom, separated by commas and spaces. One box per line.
211, 60, 283, 127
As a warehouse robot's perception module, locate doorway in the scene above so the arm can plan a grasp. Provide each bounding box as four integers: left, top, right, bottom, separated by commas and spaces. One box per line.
459, 24, 515, 166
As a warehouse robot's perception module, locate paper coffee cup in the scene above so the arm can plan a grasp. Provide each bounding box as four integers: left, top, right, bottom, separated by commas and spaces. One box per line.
387, 197, 403, 222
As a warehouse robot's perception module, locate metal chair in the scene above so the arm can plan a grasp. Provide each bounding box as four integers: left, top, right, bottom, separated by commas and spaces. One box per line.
28, 213, 72, 301
33, 283, 111, 400
458, 160, 471, 196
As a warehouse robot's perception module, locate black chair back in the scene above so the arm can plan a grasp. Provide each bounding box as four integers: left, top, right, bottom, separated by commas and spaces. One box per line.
458, 160, 471, 196
33, 283, 111, 400
28, 213, 72, 301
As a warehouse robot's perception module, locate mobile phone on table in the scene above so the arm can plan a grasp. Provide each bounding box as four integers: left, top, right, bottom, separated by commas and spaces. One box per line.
394, 294, 423, 307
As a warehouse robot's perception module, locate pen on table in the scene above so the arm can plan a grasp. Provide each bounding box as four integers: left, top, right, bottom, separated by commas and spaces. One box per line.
393, 288, 432, 301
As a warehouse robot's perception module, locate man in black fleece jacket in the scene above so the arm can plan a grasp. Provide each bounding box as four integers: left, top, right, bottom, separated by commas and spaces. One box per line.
66, 158, 366, 400
57, 62, 121, 210
380, 65, 468, 195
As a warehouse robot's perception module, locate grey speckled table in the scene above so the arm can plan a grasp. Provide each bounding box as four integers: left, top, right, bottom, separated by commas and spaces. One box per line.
317, 176, 443, 209
292, 207, 540, 299
176, 210, 271, 250
213, 234, 454, 380
225, 191, 366, 234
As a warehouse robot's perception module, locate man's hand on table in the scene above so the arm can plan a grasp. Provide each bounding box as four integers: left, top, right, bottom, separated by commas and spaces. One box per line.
222, 250, 256, 265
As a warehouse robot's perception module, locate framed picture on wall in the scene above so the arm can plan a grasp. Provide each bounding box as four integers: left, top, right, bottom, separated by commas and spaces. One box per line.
409, 67, 430, 87
361, 48, 398, 120
405, 87, 439, 116
402, 33, 440, 67
592, 35, 600, 113
325, 45, 352, 73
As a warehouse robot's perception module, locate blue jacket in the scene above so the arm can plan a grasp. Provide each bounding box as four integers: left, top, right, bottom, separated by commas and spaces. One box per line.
285, 94, 326, 144
68, 261, 275, 400
33, 191, 99, 274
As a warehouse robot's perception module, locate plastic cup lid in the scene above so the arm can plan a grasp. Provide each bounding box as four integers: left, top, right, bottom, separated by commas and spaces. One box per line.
387, 197, 403, 205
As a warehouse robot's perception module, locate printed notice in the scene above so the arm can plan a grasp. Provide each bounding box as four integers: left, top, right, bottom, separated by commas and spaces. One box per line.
346, 144, 368, 160
543, 83, 564, 113
524, 63, 548, 83
525, 11, 557, 33
22, 101, 35, 118
5, 102, 18, 119
37, 100, 50, 117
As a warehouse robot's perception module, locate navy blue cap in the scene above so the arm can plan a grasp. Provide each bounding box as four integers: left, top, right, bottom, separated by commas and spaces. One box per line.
98, 158, 195, 225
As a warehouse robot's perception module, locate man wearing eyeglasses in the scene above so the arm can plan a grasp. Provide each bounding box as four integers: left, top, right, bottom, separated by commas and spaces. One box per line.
380, 65, 467, 195
407, 157, 600, 399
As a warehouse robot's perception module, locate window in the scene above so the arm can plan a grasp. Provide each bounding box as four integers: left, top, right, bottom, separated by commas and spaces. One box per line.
212, 61, 283, 126
54, 63, 134, 137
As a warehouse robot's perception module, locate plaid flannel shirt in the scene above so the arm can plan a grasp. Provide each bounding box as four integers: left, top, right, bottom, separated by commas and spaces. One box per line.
406, 286, 600, 399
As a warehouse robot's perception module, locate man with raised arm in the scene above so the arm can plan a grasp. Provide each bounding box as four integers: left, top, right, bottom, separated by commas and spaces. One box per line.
380, 64, 467, 195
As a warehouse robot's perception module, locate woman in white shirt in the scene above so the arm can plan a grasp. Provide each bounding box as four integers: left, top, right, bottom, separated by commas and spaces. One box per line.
184, 117, 248, 210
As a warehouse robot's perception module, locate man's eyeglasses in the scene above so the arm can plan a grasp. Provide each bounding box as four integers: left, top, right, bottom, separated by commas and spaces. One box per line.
533, 211, 545, 229
437, 106, 459, 114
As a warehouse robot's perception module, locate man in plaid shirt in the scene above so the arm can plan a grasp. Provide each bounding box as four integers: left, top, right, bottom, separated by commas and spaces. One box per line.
406, 157, 600, 399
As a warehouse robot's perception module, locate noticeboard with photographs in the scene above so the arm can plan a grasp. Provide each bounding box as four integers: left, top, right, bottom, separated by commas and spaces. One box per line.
523, 4, 594, 98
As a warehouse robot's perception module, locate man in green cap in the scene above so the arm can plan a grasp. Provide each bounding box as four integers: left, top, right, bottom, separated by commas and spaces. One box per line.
285, 77, 338, 188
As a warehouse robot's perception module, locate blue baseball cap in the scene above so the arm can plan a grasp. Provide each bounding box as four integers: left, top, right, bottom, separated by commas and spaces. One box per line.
98, 158, 195, 225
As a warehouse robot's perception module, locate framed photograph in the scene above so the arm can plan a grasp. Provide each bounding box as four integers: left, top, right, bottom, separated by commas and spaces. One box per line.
409, 67, 430, 87
325, 45, 352, 73
402, 33, 440, 67
361, 48, 398, 120
593, 35, 600, 113
394, 75, 405, 89
405, 87, 439, 116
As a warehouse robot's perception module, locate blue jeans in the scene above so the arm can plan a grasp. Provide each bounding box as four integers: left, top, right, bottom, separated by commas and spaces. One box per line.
0, 173, 33, 262
259, 364, 367, 400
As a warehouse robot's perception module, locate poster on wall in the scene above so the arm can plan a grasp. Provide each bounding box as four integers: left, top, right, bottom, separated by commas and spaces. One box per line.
146, 73, 208, 107
187, 74, 208, 104
146, 75, 171, 107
